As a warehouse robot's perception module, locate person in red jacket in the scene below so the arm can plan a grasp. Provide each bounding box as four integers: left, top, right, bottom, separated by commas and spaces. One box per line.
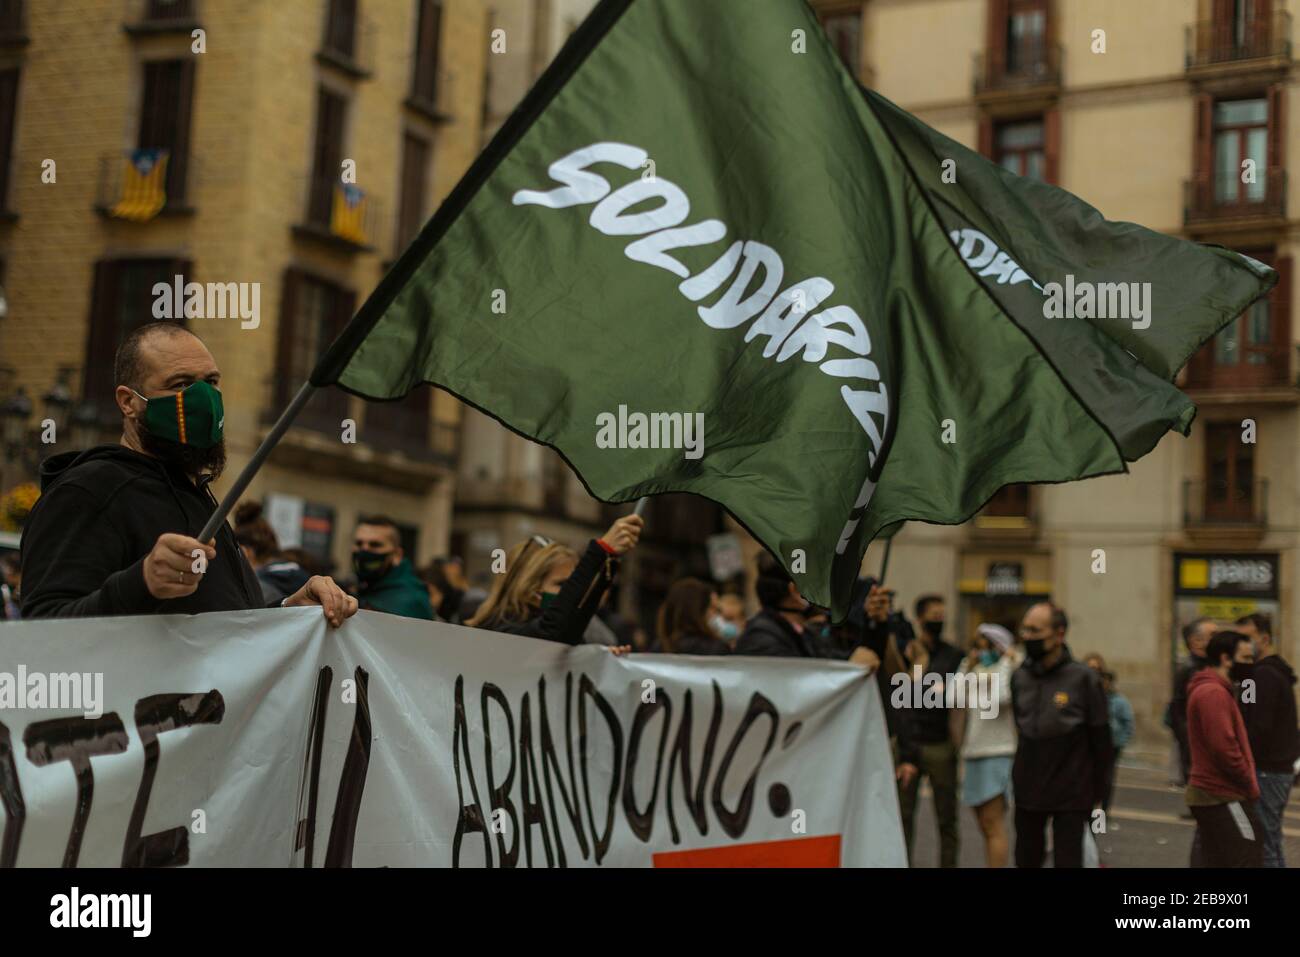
1185, 630, 1263, 867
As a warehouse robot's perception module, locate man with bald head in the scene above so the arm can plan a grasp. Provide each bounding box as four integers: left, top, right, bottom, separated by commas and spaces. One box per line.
1009, 601, 1112, 867
21, 321, 356, 625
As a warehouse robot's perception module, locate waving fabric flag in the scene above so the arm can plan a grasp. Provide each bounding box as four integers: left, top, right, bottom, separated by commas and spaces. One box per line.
110, 148, 169, 222
309, 0, 1274, 619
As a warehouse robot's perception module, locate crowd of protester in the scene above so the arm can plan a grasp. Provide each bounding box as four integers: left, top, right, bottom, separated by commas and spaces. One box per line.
3, 320, 1297, 869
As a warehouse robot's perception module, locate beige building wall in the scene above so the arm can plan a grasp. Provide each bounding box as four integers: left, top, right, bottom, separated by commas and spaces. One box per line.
856, 0, 1300, 762
0, 0, 490, 574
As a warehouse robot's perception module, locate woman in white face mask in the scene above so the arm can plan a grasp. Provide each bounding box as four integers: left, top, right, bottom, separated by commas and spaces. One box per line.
649, 577, 734, 656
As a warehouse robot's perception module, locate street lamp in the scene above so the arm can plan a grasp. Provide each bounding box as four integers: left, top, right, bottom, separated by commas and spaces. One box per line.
42, 371, 74, 439
2, 387, 31, 454
70, 401, 102, 452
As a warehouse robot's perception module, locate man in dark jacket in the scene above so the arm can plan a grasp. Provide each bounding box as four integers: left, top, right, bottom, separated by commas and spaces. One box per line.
1234, 613, 1299, 867
21, 322, 355, 625
1186, 630, 1263, 867
735, 552, 876, 663
351, 516, 435, 620
1170, 616, 1215, 786
1011, 602, 1112, 868
893, 593, 963, 868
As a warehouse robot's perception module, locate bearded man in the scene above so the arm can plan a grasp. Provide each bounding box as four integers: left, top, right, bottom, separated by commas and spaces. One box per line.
20, 321, 355, 626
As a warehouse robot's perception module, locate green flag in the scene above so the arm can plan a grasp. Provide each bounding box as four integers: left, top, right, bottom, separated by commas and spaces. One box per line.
318, 0, 1274, 619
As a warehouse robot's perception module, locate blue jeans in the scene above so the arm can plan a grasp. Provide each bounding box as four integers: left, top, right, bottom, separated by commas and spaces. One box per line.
1256, 771, 1293, 868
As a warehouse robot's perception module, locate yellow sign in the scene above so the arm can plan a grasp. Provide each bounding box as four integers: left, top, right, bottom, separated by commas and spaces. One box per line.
1195, 597, 1259, 622
1179, 558, 1209, 591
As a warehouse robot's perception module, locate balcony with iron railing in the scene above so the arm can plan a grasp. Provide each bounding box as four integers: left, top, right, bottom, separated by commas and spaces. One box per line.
293, 175, 385, 253
1186, 10, 1292, 72
974, 41, 1063, 98
123, 0, 201, 35
95, 149, 197, 219
1183, 478, 1268, 543
1184, 167, 1286, 229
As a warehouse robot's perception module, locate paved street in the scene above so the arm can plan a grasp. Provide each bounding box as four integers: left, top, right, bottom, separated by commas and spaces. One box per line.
908, 763, 1300, 868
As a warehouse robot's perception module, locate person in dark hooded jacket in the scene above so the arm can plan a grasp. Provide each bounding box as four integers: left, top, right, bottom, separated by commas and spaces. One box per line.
1234, 613, 1299, 867
233, 501, 312, 605
20, 323, 355, 625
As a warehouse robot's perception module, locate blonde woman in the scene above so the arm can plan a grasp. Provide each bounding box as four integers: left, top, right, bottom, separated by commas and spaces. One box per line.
957, 622, 1021, 868
468, 515, 642, 645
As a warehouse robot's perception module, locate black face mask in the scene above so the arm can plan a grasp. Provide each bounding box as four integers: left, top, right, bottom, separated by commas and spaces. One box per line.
352, 549, 393, 584
139, 429, 227, 481
923, 620, 944, 641
438, 586, 465, 620
1230, 662, 1255, 685
1023, 638, 1049, 661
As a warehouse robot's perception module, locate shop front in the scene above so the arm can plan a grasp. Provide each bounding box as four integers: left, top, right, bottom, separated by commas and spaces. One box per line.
1171, 551, 1280, 675
957, 552, 1052, 648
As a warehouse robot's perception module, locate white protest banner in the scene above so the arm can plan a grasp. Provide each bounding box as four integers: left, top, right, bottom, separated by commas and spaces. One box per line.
0, 609, 905, 867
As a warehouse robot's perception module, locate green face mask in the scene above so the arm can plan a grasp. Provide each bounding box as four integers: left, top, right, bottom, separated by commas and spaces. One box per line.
132, 380, 224, 449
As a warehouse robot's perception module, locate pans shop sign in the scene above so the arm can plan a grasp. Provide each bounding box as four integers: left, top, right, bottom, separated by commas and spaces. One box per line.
1175, 553, 1278, 598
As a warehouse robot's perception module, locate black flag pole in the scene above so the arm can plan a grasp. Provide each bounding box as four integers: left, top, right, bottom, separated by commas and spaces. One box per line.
197, 381, 317, 544
878, 535, 894, 585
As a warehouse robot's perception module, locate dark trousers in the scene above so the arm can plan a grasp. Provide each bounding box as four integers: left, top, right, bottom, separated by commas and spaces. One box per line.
1100, 749, 1122, 814
897, 739, 960, 868
1014, 807, 1089, 868
1190, 801, 1263, 868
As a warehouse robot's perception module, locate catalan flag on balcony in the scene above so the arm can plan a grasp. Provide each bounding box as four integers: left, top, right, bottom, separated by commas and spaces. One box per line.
110, 149, 168, 222
331, 183, 368, 245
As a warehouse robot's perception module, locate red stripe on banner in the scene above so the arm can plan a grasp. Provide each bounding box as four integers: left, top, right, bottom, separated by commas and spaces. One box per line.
652, 835, 841, 868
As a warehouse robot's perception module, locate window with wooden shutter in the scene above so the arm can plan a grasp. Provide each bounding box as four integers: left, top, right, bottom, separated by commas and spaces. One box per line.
82, 258, 191, 418
410, 0, 443, 106
993, 117, 1045, 180
1203, 420, 1256, 521
144, 0, 196, 22
1267, 82, 1284, 200
396, 131, 430, 251
1043, 107, 1060, 185
307, 87, 347, 228
138, 59, 196, 206
983, 483, 1030, 517
322, 0, 358, 62
0, 1, 24, 42
986, 0, 1009, 86
364, 388, 432, 458
0, 68, 18, 214
1188, 250, 1290, 389
274, 268, 352, 430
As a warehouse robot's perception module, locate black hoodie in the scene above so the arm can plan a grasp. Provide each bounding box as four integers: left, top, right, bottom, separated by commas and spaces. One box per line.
1244, 655, 1300, 774
20, 446, 264, 618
